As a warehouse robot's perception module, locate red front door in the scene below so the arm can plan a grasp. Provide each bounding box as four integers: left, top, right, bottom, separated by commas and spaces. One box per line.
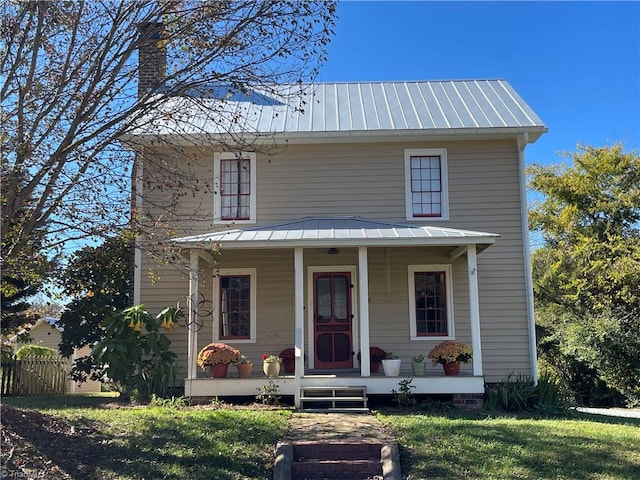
313, 272, 353, 369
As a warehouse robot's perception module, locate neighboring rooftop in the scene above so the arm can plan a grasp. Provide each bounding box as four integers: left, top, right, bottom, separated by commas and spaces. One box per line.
128, 80, 547, 143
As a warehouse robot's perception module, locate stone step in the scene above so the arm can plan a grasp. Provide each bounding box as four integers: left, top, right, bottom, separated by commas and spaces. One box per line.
293, 442, 383, 461
291, 459, 382, 480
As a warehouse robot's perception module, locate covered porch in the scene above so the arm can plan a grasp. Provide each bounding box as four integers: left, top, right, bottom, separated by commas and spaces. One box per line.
174, 217, 498, 407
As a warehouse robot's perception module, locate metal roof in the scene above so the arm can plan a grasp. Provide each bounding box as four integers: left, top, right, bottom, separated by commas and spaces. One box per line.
172, 216, 500, 249
130, 80, 547, 143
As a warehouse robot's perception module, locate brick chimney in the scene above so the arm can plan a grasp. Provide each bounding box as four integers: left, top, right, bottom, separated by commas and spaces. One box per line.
137, 22, 166, 98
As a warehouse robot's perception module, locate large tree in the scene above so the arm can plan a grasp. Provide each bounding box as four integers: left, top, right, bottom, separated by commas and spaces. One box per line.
528, 144, 640, 406
1, 0, 336, 283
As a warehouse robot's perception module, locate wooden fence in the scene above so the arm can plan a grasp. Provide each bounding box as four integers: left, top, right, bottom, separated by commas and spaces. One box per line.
0, 356, 71, 396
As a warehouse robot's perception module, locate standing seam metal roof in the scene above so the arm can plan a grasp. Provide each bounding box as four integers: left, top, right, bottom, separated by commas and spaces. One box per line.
172, 216, 500, 248
133, 80, 546, 139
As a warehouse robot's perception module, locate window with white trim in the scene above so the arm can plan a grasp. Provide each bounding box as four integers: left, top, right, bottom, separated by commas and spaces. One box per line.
408, 264, 454, 340
213, 268, 257, 342
214, 152, 256, 224
404, 148, 449, 220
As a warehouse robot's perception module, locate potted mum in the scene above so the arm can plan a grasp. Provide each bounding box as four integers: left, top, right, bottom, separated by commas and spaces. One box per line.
381, 352, 401, 377
235, 354, 253, 378
196, 343, 240, 378
262, 354, 282, 378
357, 346, 387, 373
411, 354, 426, 376
428, 341, 472, 376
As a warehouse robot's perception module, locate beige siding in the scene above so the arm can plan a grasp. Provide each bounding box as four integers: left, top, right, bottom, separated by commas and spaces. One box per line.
23, 322, 62, 351
139, 139, 532, 383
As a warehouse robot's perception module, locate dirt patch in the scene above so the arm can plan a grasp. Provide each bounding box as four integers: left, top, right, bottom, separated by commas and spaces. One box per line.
1, 405, 88, 479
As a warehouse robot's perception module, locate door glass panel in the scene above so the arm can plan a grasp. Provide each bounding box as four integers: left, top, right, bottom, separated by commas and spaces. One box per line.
316, 277, 331, 322
333, 276, 348, 321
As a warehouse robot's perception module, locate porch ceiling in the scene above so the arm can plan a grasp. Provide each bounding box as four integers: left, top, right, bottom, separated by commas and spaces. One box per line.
172, 216, 499, 251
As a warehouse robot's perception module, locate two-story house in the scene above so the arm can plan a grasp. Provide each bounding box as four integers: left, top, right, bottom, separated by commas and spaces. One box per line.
127, 77, 547, 408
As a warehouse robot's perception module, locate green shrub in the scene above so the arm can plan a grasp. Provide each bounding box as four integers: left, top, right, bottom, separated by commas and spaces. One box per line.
92, 305, 180, 402
15, 345, 58, 359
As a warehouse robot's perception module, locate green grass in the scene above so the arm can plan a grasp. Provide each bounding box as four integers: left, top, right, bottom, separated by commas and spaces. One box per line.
378, 410, 640, 480
2, 396, 291, 479
4, 396, 640, 479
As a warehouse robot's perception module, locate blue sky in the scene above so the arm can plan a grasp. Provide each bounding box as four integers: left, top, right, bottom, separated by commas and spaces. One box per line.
318, 1, 640, 167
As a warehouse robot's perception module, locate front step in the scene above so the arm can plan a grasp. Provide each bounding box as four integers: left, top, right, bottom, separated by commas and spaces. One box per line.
299, 386, 368, 412
291, 442, 383, 480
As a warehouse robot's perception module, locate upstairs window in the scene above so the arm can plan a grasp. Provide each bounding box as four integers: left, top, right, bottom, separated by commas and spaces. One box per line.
405, 148, 449, 220
214, 152, 256, 224
408, 264, 454, 340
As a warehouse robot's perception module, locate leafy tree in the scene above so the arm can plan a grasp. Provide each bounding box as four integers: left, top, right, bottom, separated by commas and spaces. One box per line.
1, 1, 336, 281
57, 233, 131, 381
529, 144, 640, 406
1, 275, 38, 332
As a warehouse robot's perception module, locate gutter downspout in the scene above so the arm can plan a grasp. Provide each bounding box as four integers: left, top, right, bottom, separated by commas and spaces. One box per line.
518, 132, 538, 383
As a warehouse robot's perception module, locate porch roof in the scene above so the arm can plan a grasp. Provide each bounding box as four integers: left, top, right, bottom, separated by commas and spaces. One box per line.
172, 216, 499, 250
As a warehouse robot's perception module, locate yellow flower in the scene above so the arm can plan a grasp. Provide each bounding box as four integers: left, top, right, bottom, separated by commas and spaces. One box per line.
428, 341, 472, 366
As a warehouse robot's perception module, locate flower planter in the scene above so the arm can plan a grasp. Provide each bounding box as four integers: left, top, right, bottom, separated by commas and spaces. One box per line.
443, 361, 461, 376
382, 359, 402, 377
210, 363, 229, 378
237, 363, 253, 378
411, 361, 425, 376
371, 361, 381, 373
263, 361, 281, 378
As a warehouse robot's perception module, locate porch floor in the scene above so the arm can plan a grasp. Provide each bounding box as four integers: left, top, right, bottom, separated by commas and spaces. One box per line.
184, 371, 484, 398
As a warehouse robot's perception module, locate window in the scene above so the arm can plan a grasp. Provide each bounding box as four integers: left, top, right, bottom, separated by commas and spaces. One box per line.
408, 264, 454, 340
214, 152, 256, 224
404, 148, 448, 220
214, 268, 256, 342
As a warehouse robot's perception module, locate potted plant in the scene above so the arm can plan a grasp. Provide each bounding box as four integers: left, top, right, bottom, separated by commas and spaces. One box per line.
196, 343, 240, 378
262, 354, 282, 378
235, 354, 253, 378
382, 352, 402, 377
411, 354, 426, 376
428, 341, 472, 376
279, 348, 296, 374
357, 347, 386, 373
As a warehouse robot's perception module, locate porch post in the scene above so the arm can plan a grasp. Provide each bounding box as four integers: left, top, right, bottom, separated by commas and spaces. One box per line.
466, 245, 483, 376
358, 246, 371, 376
294, 247, 304, 408
187, 251, 199, 380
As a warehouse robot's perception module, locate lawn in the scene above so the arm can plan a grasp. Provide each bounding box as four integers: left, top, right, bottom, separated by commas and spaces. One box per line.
2, 396, 639, 480
378, 410, 640, 480
1, 395, 291, 480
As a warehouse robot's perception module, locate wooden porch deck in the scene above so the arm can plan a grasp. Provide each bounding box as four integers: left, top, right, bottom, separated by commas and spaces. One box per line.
184, 371, 484, 398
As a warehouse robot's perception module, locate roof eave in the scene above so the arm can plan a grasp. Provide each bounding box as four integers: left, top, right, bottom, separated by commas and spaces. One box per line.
120, 126, 548, 148
173, 236, 498, 250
